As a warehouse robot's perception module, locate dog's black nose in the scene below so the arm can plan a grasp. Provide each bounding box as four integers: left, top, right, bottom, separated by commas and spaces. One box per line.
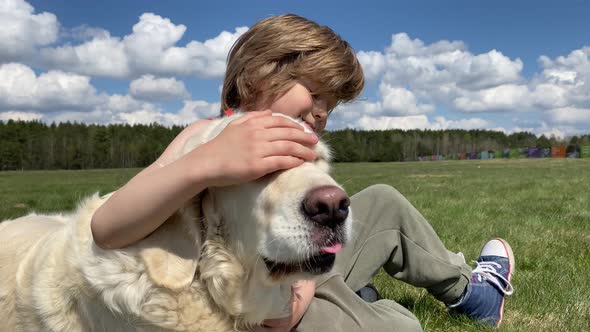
302, 186, 350, 227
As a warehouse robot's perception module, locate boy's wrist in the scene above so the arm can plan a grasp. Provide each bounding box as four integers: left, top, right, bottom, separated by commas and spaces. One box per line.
179, 144, 218, 191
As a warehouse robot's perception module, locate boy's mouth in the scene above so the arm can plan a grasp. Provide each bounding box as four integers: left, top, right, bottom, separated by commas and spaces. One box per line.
302, 120, 315, 131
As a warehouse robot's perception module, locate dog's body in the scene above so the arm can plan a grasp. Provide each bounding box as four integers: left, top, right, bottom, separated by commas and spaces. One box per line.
0, 113, 352, 331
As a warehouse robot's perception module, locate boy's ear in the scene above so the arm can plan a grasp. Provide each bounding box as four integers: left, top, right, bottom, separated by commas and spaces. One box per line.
139, 204, 202, 291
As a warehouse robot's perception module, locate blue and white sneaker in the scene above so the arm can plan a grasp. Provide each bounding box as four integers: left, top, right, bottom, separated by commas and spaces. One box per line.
448, 238, 515, 327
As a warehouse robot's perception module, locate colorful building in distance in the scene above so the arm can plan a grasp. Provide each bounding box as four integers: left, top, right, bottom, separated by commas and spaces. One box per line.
551, 146, 566, 158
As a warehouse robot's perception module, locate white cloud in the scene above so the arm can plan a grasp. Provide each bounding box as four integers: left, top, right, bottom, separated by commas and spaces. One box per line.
37, 102, 168, 125
353, 32, 590, 135
355, 33, 526, 117
537, 47, 590, 107
357, 51, 385, 81
455, 50, 524, 90
453, 84, 531, 112
0, 63, 183, 125
177, 100, 220, 121
0, 99, 220, 127
90, 100, 216, 126
103, 94, 147, 113
1, 0, 588, 136
357, 114, 490, 131
327, 101, 381, 130
358, 115, 431, 130
542, 69, 578, 84
61, 24, 111, 41
529, 83, 569, 109
42, 109, 115, 124
539, 47, 590, 76
379, 83, 434, 115
376, 33, 523, 95
0, 60, 226, 126
0, 0, 59, 62
0, 111, 43, 121
129, 75, 190, 102
114, 110, 179, 126
41, 33, 130, 77
40, 13, 247, 79
519, 47, 590, 134
330, 100, 489, 131
428, 116, 490, 130
109, 99, 218, 126
0, 63, 103, 111
545, 107, 590, 125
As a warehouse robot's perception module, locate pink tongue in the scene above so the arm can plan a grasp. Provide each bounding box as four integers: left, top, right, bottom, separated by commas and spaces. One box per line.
321, 243, 342, 254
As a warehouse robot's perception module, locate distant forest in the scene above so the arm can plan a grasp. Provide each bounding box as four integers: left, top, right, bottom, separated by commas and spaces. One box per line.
1, 120, 588, 170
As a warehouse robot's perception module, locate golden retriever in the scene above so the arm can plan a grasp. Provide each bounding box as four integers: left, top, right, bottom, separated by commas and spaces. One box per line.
0, 113, 352, 331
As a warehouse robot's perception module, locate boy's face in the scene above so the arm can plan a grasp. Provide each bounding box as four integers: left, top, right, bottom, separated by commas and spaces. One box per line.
262, 80, 330, 134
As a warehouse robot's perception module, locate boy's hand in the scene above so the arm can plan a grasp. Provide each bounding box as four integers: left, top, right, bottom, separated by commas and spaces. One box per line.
255, 280, 316, 332
255, 316, 292, 332
192, 110, 319, 187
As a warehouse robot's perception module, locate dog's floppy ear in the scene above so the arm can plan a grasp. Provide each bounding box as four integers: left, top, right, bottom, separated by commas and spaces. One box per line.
138, 115, 239, 291
139, 199, 202, 291
198, 191, 246, 316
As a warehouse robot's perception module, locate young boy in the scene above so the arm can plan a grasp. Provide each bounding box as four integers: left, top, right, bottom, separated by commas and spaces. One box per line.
91, 14, 514, 332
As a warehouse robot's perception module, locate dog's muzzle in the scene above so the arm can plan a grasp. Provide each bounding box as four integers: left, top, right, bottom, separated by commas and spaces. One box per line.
263, 185, 350, 279
263, 252, 337, 279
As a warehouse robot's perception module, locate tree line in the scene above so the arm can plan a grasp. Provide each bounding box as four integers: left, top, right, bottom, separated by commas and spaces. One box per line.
323, 128, 589, 162
0, 119, 588, 170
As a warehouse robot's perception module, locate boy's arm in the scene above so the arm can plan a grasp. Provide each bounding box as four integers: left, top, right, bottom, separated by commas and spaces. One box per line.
91, 119, 212, 249
91, 150, 210, 249
91, 111, 319, 249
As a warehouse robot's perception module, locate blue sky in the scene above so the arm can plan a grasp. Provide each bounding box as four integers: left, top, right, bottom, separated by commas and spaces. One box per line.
1, 0, 589, 137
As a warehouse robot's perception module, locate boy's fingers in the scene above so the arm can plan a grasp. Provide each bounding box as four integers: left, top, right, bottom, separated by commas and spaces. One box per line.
237, 112, 310, 132
261, 156, 305, 174
264, 141, 317, 161
260, 128, 318, 145
255, 115, 308, 130
232, 110, 272, 125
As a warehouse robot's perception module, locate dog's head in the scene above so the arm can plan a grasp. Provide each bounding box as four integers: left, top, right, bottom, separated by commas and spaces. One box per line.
208, 125, 350, 277
140, 113, 352, 324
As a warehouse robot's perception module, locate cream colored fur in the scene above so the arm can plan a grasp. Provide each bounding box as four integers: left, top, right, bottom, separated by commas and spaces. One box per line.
0, 113, 351, 331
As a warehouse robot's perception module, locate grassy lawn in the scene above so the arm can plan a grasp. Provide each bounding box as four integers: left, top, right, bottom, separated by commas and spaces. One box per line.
1, 158, 589, 331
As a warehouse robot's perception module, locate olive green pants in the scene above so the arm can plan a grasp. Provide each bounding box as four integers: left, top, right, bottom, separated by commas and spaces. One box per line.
296, 184, 472, 332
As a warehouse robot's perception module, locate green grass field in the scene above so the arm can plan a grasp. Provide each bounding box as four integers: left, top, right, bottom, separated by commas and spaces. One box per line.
1, 159, 589, 331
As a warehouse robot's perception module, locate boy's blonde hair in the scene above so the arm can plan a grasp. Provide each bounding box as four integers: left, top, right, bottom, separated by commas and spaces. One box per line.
221, 14, 364, 114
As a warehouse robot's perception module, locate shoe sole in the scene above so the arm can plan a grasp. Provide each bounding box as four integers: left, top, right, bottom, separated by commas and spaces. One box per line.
495, 237, 514, 328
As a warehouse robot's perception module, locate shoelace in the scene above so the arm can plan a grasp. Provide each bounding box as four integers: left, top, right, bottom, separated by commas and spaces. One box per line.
472, 261, 514, 296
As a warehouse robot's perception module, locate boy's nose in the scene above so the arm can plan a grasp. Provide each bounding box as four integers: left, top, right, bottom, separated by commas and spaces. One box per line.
312, 99, 329, 119
314, 111, 327, 121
